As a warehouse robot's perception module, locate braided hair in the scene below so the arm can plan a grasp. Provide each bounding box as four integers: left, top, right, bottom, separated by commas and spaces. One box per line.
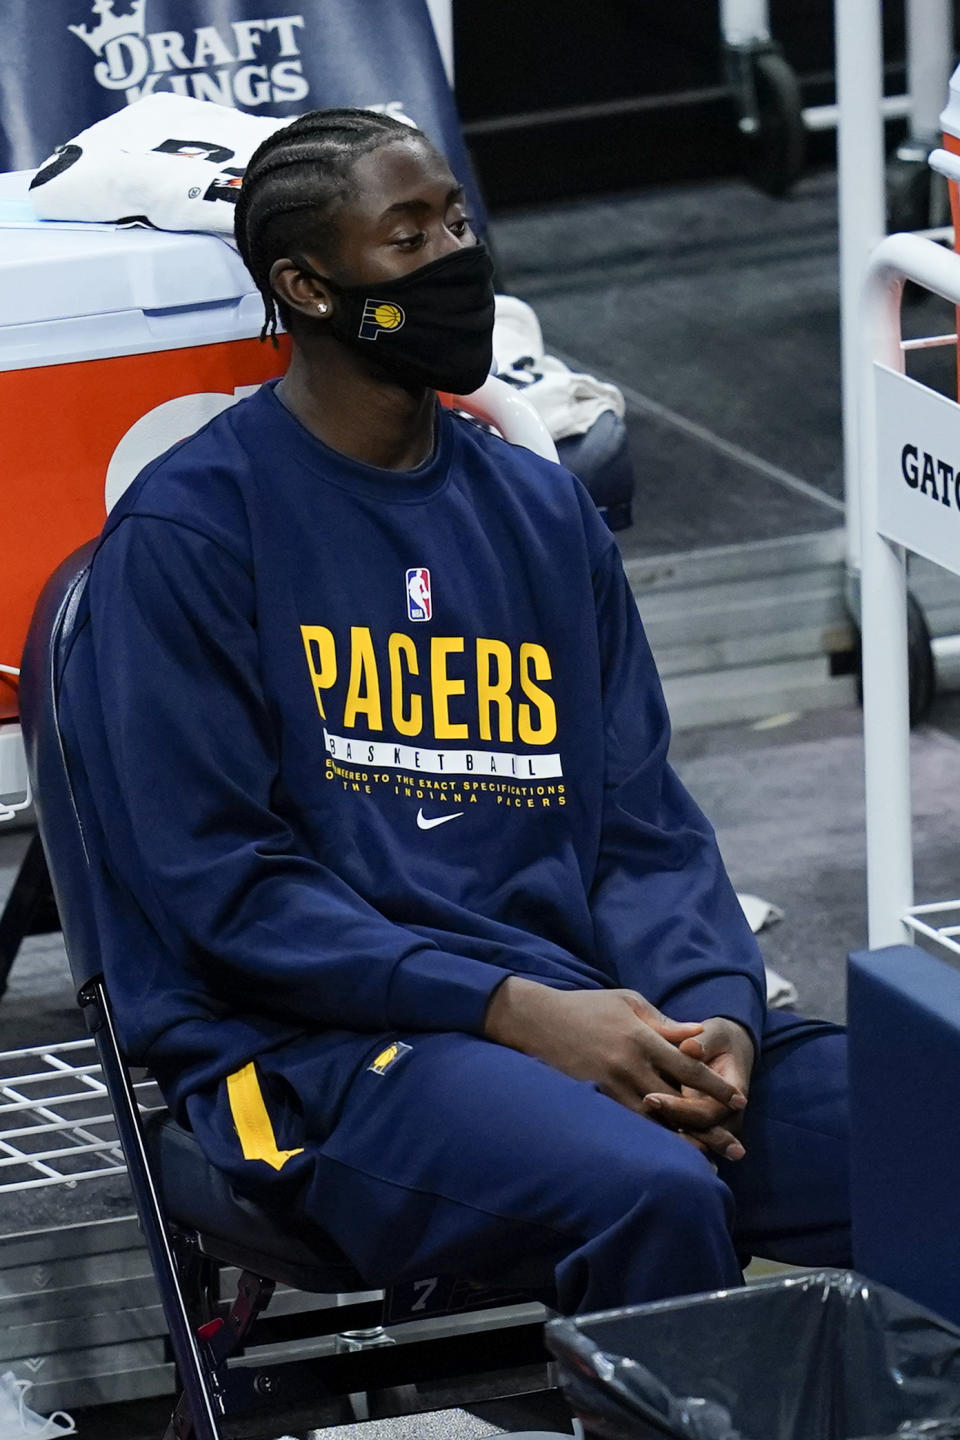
234, 107, 427, 345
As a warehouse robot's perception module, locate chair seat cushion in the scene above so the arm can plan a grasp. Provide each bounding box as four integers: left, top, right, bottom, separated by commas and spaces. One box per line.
145, 1110, 369, 1292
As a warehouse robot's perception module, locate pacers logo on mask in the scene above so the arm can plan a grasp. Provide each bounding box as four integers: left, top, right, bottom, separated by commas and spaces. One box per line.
358, 299, 406, 342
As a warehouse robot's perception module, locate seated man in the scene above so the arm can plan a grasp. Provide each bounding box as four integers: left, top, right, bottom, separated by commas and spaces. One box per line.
60, 107, 849, 1314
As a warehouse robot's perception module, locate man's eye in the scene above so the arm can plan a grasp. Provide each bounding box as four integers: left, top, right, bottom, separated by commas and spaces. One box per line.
393, 232, 426, 250
450, 216, 473, 237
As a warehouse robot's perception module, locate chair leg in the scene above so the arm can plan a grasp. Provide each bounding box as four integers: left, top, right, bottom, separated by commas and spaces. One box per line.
162, 1399, 203, 1440
163, 1317, 225, 1440
172, 1232, 221, 1333
335, 1325, 419, 1422
164, 1270, 276, 1440
162, 1242, 225, 1440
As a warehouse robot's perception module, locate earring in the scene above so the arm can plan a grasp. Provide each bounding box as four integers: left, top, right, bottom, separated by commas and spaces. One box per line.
317, 301, 328, 313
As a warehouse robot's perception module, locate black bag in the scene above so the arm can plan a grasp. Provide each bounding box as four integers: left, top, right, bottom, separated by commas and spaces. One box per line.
547, 1270, 960, 1440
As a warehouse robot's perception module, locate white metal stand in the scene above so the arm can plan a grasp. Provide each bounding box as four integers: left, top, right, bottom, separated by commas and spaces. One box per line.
908, 0, 955, 143
0, 1036, 161, 1191
837, 0, 954, 721
836, 0, 888, 576
860, 232, 960, 948
722, 0, 954, 137
718, 0, 771, 49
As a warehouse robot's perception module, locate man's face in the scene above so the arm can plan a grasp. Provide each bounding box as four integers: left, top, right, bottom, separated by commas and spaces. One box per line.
311, 136, 476, 286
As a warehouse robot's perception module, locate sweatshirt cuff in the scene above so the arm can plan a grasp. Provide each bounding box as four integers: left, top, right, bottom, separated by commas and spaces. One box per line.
387, 950, 514, 1034
661, 975, 766, 1058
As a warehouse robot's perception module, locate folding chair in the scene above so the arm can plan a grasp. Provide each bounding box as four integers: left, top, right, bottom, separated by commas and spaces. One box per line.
18, 540, 558, 1440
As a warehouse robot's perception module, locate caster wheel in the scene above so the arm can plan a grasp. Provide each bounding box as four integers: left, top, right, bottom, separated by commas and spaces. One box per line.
887, 153, 950, 234
738, 50, 806, 197
906, 588, 936, 726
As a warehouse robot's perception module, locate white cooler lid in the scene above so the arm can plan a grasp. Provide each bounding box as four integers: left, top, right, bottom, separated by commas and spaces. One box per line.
0, 169, 263, 360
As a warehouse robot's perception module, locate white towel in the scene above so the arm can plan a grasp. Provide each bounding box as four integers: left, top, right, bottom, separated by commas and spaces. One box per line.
493, 294, 625, 441
28, 93, 286, 234
0, 1370, 75, 1438
735, 892, 799, 1009
738, 891, 784, 937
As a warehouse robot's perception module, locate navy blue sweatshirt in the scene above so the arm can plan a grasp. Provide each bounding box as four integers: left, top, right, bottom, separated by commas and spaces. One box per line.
61, 380, 766, 1113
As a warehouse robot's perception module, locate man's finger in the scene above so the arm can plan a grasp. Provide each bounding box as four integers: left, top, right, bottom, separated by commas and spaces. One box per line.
642, 1091, 725, 1129
658, 1019, 706, 1043
643, 1097, 745, 1160
693, 1125, 745, 1161
624, 994, 704, 1042
678, 1035, 707, 1060
643, 1032, 746, 1109
676, 1131, 711, 1156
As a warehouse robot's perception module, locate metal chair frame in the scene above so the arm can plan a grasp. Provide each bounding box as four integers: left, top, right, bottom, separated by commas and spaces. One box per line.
19, 542, 552, 1440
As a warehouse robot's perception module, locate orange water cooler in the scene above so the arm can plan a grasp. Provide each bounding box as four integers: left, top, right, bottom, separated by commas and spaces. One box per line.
0, 171, 288, 811
939, 65, 960, 396
942, 64, 960, 227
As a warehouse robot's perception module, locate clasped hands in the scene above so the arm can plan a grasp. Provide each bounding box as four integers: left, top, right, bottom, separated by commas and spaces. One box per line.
483, 977, 755, 1163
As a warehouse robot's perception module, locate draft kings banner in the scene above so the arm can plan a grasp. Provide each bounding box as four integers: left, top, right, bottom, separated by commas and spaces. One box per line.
0, 0, 486, 231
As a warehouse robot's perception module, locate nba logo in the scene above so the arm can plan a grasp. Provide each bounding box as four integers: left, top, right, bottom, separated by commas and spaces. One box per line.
406, 568, 432, 622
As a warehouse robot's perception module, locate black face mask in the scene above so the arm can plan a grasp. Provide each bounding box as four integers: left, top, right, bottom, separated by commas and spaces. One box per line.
294, 242, 495, 396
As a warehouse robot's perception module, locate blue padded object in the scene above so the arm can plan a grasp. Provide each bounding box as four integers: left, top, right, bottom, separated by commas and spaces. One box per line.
848, 944, 960, 1324
19, 540, 101, 992
556, 409, 634, 533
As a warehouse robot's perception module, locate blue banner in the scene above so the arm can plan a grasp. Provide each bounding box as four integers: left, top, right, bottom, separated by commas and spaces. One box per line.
0, 0, 485, 229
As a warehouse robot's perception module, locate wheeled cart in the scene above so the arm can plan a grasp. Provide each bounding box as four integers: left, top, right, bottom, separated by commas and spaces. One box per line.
859, 231, 960, 949
847, 228, 960, 1328
721, 0, 955, 204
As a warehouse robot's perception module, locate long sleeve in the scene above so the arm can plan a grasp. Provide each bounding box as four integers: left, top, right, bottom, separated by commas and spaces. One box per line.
587, 541, 767, 1052
85, 514, 511, 1035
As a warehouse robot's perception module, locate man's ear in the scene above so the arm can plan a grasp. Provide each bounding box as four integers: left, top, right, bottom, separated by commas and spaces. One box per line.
269, 257, 335, 323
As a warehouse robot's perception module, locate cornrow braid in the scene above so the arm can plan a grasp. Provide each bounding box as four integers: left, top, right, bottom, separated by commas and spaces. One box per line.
234, 107, 427, 345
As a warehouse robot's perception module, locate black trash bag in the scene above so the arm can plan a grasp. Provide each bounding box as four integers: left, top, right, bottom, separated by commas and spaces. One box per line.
546, 1270, 960, 1440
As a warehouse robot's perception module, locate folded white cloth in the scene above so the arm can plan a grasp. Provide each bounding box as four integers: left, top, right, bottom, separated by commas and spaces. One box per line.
764, 964, 799, 1009
28, 93, 286, 234
735, 892, 799, 1009
493, 294, 625, 441
0, 1371, 74, 1438
493, 292, 547, 371
738, 891, 784, 936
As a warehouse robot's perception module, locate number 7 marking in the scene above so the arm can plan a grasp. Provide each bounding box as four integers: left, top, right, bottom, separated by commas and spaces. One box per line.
410, 1277, 439, 1312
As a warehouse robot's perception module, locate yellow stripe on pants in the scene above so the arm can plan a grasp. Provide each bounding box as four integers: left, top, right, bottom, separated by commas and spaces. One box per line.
226, 1061, 304, 1172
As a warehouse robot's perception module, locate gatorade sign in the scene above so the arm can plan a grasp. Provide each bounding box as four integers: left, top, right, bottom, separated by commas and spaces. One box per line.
875, 362, 960, 574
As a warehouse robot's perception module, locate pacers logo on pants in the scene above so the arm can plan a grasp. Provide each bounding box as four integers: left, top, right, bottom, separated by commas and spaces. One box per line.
358, 299, 405, 341
368, 1041, 412, 1076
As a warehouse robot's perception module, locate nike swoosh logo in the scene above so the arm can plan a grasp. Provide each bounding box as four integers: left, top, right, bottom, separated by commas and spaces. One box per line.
416, 809, 464, 830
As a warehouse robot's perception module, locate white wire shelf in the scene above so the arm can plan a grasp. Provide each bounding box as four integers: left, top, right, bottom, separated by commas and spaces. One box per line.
903, 900, 960, 960
0, 1038, 161, 1192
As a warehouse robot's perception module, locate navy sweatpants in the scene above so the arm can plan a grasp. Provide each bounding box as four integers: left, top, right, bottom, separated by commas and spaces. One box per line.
185, 1008, 849, 1314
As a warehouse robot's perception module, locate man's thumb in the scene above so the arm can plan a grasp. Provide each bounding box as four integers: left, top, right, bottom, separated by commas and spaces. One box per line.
678, 1034, 708, 1058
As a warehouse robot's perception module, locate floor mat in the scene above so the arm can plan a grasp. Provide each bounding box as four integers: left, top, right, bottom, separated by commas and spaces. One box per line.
672, 705, 960, 1024
493, 167, 846, 550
